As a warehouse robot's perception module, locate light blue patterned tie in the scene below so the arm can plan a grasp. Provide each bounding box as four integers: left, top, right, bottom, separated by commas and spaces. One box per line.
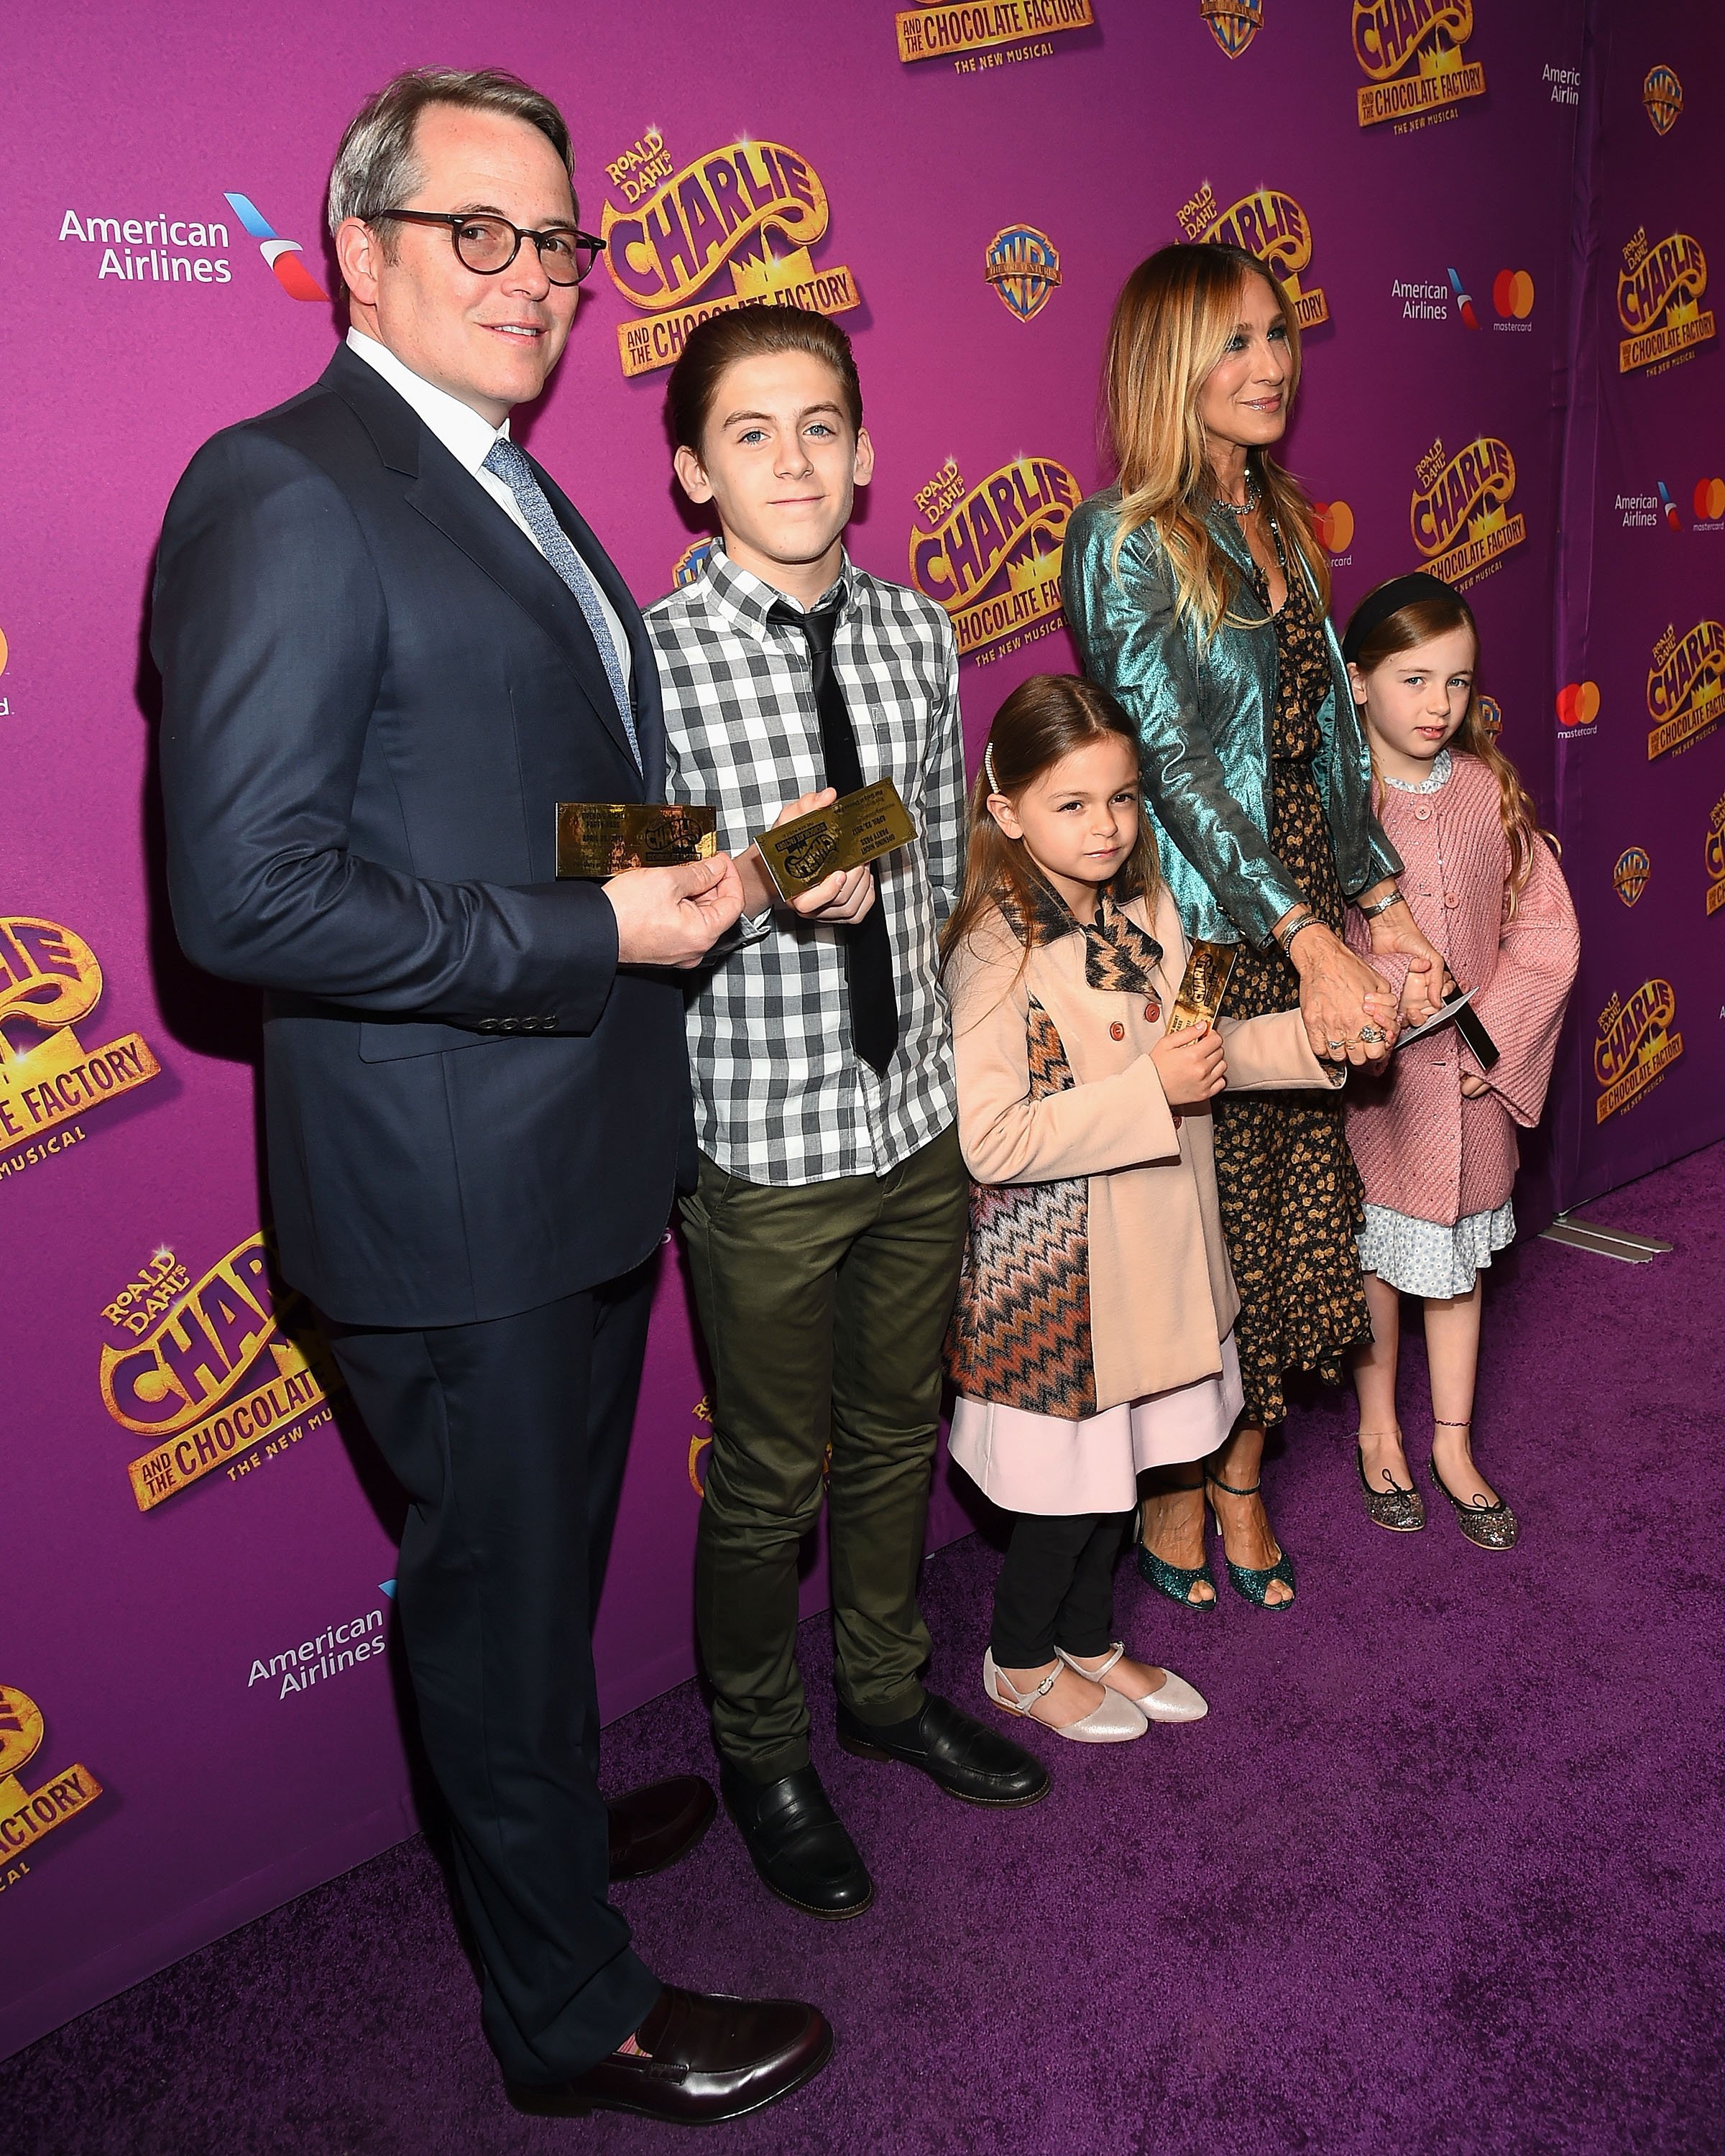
482, 436, 641, 769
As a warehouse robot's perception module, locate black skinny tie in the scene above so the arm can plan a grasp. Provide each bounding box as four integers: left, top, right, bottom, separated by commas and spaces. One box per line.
770, 601, 900, 1076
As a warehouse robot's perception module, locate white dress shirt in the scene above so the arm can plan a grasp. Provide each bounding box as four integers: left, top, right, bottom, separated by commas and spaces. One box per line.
345, 328, 630, 692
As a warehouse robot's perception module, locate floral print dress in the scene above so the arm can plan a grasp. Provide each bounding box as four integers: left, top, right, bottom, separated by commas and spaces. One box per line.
1210, 562, 1370, 1427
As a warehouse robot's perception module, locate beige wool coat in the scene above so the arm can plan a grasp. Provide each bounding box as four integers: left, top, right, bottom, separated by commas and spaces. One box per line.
947, 885, 1342, 1414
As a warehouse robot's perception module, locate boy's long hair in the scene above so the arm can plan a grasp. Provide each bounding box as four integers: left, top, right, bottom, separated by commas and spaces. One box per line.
1103, 242, 1329, 640
1347, 589, 1546, 911
941, 674, 1161, 975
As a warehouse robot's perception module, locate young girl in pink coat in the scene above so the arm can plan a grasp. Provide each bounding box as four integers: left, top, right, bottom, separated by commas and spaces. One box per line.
942, 674, 1340, 1742
1340, 575, 1578, 1548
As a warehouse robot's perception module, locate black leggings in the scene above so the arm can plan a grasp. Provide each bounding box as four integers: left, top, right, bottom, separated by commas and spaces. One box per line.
990, 1510, 1132, 1669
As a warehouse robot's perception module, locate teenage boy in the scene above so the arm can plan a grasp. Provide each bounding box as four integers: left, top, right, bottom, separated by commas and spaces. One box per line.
648, 309, 1046, 1920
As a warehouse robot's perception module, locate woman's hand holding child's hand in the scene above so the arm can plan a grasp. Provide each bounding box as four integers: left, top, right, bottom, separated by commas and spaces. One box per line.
1150, 1020, 1227, 1109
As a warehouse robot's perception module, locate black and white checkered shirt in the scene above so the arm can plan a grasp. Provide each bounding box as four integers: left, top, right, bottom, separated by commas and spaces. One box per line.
648, 548, 963, 1187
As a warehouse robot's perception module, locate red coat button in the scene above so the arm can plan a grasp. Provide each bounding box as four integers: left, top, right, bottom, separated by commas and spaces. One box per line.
1109, 1021, 1126, 1040
1414, 804, 1434, 822
1144, 1000, 1160, 1021
1444, 893, 1460, 908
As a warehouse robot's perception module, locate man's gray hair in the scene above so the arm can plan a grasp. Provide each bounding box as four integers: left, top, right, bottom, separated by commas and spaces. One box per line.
326, 68, 575, 236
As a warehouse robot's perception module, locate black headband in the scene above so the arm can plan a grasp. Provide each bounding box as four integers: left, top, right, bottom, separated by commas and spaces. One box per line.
1340, 572, 1468, 665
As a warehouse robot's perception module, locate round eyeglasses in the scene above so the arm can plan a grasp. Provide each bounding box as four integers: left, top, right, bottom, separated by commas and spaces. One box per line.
370, 210, 606, 287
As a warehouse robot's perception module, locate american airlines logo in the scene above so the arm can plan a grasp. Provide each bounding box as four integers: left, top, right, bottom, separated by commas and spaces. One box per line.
56, 191, 326, 301
223, 193, 328, 301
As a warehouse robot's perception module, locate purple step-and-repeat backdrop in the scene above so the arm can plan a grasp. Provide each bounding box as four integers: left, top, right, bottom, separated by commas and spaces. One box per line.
1, 0, 1719, 2058
1550, 3, 1725, 1196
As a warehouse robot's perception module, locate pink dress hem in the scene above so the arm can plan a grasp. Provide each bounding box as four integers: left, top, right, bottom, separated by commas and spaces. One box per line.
948, 1335, 1243, 1516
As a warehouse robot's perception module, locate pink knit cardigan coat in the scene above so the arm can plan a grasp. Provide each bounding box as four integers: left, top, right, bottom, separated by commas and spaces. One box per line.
1343, 752, 1579, 1227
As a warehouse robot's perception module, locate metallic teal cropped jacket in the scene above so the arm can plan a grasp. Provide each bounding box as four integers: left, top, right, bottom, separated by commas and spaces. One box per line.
1061, 488, 1401, 948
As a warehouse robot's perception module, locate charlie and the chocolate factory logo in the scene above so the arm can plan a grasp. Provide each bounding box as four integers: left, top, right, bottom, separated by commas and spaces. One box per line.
0, 1684, 103, 1892
895, 0, 1095, 67
1409, 433, 1524, 588
1178, 181, 1327, 329
599, 129, 859, 379
100, 1231, 343, 1513
1617, 226, 1715, 377
908, 453, 1078, 664
1646, 617, 1725, 762
0, 916, 161, 1184
1595, 979, 1683, 1125
1353, 0, 1486, 131
1706, 793, 1725, 918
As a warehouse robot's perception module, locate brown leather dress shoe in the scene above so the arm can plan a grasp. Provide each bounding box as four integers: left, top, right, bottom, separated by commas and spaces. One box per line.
506, 1985, 833, 2124
607, 1774, 717, 1881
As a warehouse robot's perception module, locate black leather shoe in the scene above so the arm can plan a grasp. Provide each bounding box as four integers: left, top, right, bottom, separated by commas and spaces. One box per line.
837, 1690, 1050, 1807
507, 1984, 833, 2124
720, 1760, 874, 1919
607, 1774, 717, 1881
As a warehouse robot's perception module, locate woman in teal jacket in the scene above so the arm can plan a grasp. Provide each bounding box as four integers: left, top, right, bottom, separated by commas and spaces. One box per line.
1062, 242, 1443, 1610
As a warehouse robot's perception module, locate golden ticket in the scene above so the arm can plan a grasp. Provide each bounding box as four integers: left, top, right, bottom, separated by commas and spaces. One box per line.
1164, 939, 1238, 1032
556, 802, 717, 877
754, 779, 916, 902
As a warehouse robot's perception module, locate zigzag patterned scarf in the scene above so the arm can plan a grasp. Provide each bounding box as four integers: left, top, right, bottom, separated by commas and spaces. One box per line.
1000, 875, 1164, 997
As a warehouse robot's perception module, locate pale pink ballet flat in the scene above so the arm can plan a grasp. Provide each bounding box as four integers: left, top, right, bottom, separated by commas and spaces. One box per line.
1056, 1642, 1208, 1723
982, 1649, 1148, 1743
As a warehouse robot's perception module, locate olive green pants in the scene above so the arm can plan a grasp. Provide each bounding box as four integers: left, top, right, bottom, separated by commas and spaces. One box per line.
680, 1125, 967, 1784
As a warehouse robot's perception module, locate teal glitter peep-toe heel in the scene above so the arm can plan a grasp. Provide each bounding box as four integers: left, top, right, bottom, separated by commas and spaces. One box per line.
1205, 1474, 1297, 1609
1133, 1482, 1218, 1611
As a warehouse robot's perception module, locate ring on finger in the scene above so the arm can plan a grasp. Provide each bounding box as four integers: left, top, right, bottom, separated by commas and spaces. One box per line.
1358, 1023, 1384, 1045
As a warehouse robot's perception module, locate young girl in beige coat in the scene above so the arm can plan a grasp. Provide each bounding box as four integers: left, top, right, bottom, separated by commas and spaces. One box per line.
944, 676, 1340, 1742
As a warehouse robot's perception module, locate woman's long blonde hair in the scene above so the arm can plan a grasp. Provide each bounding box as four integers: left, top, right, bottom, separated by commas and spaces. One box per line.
1103, 241, 1329, 639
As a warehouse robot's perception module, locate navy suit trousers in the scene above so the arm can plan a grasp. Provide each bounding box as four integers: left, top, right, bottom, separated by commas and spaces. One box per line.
324, 1265, 662, 2082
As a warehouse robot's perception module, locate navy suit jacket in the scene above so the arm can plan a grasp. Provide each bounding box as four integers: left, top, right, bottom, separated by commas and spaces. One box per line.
153, 345, 689, 1328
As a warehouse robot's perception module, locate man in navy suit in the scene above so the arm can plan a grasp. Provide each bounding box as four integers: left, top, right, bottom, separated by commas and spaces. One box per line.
152, 68, 829, 2126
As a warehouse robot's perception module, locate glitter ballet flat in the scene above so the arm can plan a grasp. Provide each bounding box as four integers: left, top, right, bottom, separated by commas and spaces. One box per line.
1205, 1474, 1297, 1609
1429, 1424, 1518, 1550
1133, 1484, 1218, 1611
1356, 1439, 1426, 1533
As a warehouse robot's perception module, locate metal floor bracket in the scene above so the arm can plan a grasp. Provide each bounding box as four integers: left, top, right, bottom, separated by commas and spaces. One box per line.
1539, 1215, 1674, 1262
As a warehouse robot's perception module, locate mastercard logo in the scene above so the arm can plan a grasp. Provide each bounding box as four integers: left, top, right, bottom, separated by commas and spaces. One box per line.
1312, 499, 1354, 552
1695, 477, 1725, 520
0, 627, 9, 677
1494, 270, 1535, 321
1557, 681, 1601, 727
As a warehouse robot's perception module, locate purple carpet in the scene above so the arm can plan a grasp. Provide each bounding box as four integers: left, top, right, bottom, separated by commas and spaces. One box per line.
9, 1147, 1723, 2155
